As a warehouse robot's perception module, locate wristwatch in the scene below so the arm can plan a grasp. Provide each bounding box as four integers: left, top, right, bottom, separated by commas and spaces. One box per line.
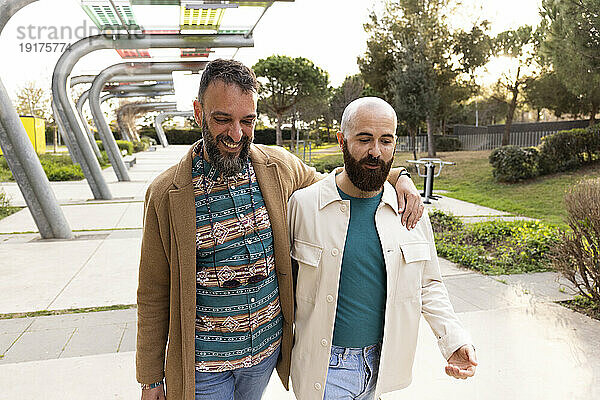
399, 170, 411, 179
141, 381, 164, 390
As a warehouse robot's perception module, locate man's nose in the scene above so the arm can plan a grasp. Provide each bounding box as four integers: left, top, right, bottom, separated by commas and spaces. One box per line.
369, 142, 382, 158
228, 121, 243, 142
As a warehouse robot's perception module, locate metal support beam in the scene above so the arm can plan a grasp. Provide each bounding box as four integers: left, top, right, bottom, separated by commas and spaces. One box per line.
77, 81, 174, 155
72, 74, 175, 159
88, 61, 206, 181
0, 0, 72, 239
53, 34, 249, 187
155, 111, 194, 148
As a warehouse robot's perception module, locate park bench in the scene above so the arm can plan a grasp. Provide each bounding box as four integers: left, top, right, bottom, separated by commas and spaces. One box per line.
406, 158, 455, 204
123, 155, 137, 169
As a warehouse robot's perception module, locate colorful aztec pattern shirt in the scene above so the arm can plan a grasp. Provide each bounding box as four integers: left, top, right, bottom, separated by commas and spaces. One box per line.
192, 144, 282, 372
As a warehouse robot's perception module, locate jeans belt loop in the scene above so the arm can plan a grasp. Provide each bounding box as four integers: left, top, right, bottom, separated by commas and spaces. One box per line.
342, 347, 349, 360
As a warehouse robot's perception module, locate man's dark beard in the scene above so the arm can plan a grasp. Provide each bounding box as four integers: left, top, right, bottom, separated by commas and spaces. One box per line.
202, 117, 251, 177
342, 142, 393, 192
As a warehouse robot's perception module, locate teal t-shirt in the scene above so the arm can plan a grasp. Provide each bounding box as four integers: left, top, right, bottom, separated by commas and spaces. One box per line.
332, 186, 387, 348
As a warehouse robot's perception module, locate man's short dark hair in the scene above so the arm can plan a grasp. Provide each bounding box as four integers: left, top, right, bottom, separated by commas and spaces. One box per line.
197, 58, 258, 104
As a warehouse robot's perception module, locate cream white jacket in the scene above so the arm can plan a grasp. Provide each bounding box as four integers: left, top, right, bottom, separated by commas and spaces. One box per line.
287, 171, 472, 400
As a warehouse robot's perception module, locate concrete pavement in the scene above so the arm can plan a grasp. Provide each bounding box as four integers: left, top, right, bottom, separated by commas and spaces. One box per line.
0, 145, 598, 400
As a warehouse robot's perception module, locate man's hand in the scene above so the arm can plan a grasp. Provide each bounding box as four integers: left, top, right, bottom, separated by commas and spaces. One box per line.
395, 174, 424, 230
445, 345, 477, 379
141, 385, 166, 400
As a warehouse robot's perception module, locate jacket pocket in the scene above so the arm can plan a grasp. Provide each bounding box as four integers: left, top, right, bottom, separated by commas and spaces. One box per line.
290, 239, 323, 303
394, 242, 430, 302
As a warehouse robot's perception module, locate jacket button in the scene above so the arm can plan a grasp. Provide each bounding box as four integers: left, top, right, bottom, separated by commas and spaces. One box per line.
331, 248, 339, 256
314, 383, 322, 390
321, 338, 328, 346
340, 204, 347, 212
326, 295, 334, 303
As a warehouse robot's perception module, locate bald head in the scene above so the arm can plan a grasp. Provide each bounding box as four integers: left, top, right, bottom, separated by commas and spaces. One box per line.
340, 97, 397, 138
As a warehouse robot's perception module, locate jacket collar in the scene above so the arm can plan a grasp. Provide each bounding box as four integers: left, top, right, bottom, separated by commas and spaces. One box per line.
319, 169, 400, 215
172, 140, 270, 189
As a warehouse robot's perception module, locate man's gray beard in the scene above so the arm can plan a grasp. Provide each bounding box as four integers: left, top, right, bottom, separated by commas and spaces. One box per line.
202, 117, 251, 177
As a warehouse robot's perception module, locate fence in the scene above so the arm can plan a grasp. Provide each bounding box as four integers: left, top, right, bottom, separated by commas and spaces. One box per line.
396, 120, 592, 152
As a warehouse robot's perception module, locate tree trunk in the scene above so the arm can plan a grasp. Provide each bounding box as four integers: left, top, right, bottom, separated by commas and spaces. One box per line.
502, 68, 521, 146
590, 102, 598, 126
408, 126, 417, 161
291, 112, 297, 153
275, 113, 283, 146
426, 116, 435, 157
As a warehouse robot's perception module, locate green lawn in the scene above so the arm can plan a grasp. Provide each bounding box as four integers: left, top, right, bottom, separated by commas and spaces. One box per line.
395, 150, 600, 227
310, 149, 600, 227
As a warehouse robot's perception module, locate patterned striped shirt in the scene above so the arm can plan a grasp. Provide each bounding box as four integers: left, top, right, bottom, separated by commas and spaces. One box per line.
192, 144, 282, 372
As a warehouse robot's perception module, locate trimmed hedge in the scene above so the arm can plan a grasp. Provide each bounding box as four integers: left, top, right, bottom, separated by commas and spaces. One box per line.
538, 127, 600, 174
96, 140, 134, 155
489, 145, 540, 183
138, 126, 293, 145
434, 135, 462, 152
0, 154, 84, 181
489, 126, 600, 183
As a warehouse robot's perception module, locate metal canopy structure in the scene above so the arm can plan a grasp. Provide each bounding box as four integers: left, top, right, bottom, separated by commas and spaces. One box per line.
77, 81, 175, 152
154, 110, 194, 148
87, 60, 207, 181
0, 0, 293, 238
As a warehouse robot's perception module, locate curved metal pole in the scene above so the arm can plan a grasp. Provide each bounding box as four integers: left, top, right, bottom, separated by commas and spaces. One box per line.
155, 111, 193, 148
75, 91, 103, 159
107, 90, 176, 141
74, 77, 175, 159
77, 82, 174, 150
88, 61, 206, 181
70, 73, 176, 88
52, 34, 252, 191
0, 0, 72, 239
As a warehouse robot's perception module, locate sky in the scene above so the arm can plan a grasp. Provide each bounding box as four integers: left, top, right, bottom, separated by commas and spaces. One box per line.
0, 0, 542, 106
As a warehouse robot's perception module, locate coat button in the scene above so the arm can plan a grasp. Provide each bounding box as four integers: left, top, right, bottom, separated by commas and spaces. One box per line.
326, 295, 334, 303
314, 383, 322, 390
331, 248, 339, 256
321, 338, 328, 347
340, 204, 347, 212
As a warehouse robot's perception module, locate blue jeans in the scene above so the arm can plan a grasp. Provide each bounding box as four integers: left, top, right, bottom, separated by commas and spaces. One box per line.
324, 343, 381, 400
194, 347, 280, 400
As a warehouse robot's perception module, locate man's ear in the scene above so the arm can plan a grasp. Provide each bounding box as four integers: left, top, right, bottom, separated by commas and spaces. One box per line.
193, 99, 203, 126
336, 131, 344, 148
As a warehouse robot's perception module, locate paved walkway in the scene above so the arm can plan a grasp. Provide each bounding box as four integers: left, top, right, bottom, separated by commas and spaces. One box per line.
0, 146, 598, 399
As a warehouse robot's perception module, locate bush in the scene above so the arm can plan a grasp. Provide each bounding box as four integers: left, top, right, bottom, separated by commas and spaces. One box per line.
552, 179, 600, 311
431, 210, 561, 275
44, 164, 84, 181
96, 140, 133, 155
311, 155, 343, 173
538, 127, 600, 174
489, 145, 540, 182
133, 140, 149, 153
434, 135, 462, 152
429, 209, 463, 233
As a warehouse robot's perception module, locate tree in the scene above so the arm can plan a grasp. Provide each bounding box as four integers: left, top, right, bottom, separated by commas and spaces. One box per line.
523, 70, 586, 120
358, 0, 492, 156
330, 75, 367, 124
253, 55, 329, 146
540, 0, 600, 124
14, 81, 52, 121
493, 25, 538, 145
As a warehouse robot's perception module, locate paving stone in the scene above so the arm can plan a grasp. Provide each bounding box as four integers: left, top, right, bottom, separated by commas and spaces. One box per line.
0, 328, 75, 364
28, 309, 136, 331
60, 324, 124, 358
0, 317, 34, 334
118, 322, 137, 353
